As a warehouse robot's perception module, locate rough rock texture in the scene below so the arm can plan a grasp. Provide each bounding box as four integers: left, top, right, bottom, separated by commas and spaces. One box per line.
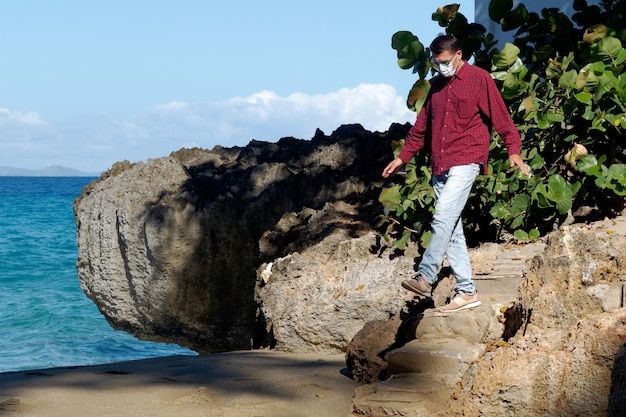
74, 123, 412, 353
348, 217, 626, 417
347, 272, 513, 416
255, 210, 417, 352
466, 220, 626, 417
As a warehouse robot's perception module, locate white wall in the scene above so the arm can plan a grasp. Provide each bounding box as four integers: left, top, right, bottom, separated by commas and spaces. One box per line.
475, 0, 602, 47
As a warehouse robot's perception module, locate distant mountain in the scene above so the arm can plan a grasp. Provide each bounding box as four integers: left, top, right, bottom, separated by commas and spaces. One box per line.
0, 165, 100, 177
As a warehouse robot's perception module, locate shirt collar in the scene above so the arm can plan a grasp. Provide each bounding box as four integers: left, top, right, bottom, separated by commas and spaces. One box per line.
435, 60, 467, 82
453, 60, 468, 79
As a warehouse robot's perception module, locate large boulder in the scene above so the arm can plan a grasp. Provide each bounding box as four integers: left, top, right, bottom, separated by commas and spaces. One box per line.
74, 124, 412, 353
255, 209, 417, 352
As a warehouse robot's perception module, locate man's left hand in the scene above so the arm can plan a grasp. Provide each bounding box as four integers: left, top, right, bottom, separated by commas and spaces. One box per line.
509, 154, 529, 176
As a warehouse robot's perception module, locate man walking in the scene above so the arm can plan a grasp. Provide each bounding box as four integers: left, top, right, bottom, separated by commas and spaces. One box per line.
382, 34, 528, 312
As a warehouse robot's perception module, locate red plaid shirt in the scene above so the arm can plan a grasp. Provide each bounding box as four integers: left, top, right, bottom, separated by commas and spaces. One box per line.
398, 62, 521, 176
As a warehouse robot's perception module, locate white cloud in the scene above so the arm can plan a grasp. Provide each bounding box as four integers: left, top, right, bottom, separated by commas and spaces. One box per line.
0, 108, 48, 126
156, 101, 188, 111
0, 84, 416, 172
0, 108, 50, 143
141, 83, 415, 146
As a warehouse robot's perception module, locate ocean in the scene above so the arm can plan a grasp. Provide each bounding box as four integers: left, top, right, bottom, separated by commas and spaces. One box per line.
0, 176, 196, 373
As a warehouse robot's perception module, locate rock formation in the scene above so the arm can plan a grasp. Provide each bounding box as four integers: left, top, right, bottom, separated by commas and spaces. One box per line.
74, 123, 413, 353
348, 217, 626, 416
74, 123, 626, 415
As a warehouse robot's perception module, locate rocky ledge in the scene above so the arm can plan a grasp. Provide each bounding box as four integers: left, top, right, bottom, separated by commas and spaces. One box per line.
347, 216, 626, 416
73, 124, 626, 416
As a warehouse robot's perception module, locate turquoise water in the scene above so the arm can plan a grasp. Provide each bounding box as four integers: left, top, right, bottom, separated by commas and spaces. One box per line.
0, 177, 196, 373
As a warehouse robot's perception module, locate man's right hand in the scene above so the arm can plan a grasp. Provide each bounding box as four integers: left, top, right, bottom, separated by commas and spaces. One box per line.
382, 158, 405, 178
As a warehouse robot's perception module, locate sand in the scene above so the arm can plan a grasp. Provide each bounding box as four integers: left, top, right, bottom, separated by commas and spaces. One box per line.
0, 350, 359, 417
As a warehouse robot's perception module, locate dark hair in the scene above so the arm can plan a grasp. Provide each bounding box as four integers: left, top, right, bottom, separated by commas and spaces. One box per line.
430, 34, 460, 55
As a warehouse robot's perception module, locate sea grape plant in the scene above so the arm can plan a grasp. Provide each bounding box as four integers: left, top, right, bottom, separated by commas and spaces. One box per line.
381, 0, 626, 248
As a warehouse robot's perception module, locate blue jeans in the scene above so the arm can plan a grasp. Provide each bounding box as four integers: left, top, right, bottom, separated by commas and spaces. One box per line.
418, 163, 479, 294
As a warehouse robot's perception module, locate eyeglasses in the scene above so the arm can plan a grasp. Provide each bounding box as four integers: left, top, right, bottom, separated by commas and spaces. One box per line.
432, 58, 453, 66
431, 53, 458, 66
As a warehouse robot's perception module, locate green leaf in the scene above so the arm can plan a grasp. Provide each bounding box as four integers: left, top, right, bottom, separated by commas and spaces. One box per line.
501, 72, 524, 99
402, 198, 415, 212
562, 52, 576, 71
500, 5, 530, 31
392, 31, 426, 70
510, 193, 531, 215
379, 186, 402, 212
492, 43, 521, 70
398, 57, 416, 70
510, 214, 524, 229
489, 0, 513, 22
573, 0, 587, 11
491, 70, 509, 81
533, 182, 552, 209
420, 230, 432, 249
394, 230, 411, 250
407, 79, 431, 112
547, 174, 577, 214
575, 91, 593, 104
537, 114, 552, 129
559, 70, 578, 88
546, 111, 565, 123
615, 48, 626, 66
391, 31, 417, 51
582, 105, 596, 120
598, 36, 623, 60
590, 61, 606, 73
514, 229, 529, 241
605, 164, 626, 195
577, 154, 600, 175
528, 228, 541, 241
546, 60, 562, 79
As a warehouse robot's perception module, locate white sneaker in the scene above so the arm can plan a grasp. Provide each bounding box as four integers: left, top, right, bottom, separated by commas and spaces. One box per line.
438, 291, 481, 312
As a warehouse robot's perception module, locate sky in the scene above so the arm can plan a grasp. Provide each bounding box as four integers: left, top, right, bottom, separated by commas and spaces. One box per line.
0, 0, 475, 173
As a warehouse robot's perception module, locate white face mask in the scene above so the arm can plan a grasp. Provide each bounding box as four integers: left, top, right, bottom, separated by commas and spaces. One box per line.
439, 60, 457, 77
434, 54, 459, 78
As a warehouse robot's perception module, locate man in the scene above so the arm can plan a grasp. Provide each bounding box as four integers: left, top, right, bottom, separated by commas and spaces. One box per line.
382, 34, 528, 312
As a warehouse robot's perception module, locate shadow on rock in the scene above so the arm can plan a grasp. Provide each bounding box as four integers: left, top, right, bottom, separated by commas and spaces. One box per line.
345, 297, 435, 384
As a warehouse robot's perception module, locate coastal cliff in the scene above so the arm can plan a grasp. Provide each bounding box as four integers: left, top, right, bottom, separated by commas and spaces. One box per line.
73, 124, 626, 416
73, 123, 412, 353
